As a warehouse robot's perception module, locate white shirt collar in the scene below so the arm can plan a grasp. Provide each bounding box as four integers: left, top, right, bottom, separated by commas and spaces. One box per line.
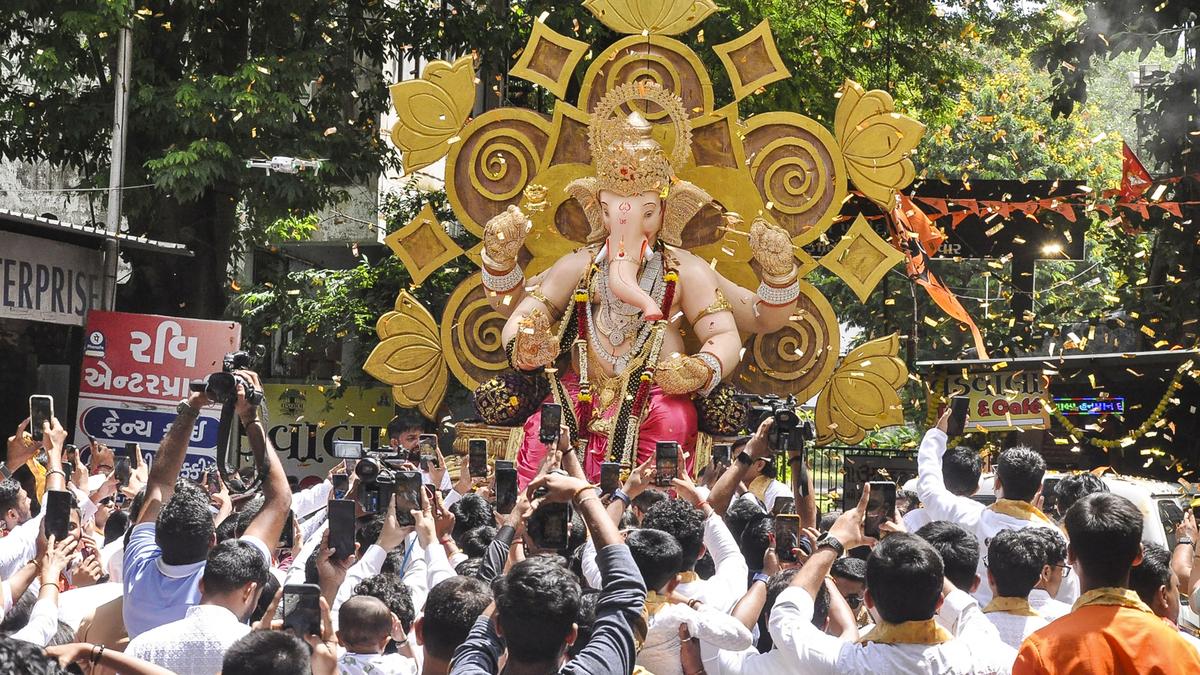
156, 557, 207, 579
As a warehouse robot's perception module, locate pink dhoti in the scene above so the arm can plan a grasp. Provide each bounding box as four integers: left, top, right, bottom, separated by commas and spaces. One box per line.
516, 371, 697, 488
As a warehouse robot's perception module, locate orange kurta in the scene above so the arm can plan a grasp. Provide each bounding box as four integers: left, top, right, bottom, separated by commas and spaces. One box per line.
1014, 604, 1200, 674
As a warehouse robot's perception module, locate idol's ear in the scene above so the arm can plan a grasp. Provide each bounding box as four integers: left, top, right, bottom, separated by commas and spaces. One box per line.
565, 177, 606, 244
661, 180, 712, 247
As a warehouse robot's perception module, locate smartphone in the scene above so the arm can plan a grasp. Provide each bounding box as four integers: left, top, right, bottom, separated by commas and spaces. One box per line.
360, 474, 392, 515
655, 441, 679, 487
495, 464, 518, 514
281, 584, 322, 636
331, 474, 350, 500
29, 395, 53, 442
1041, 477, 1061, 516
864, 481, 897, 539
772, 496, 795, 515
328, 499, 357, 560
44, 489, 72, 542
394, 471, 423, 527
333, 440, 364, 459
419, 434, 438, 454
711, 444, 732, 466
63, 444, 78, 463
774, 514, 801, 563
468, 439, 488, 478
539, 403, 562, 445
600, 462, 622, 495
279, 511, 296, 550
125, 442, 141, 469
945, 395, 971, 437
530, 501, 571, 550
495, 460, 514, 471
114, 454, 132, 488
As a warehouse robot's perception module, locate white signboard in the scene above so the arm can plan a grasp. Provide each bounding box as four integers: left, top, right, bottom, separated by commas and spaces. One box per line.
0, 232, 103, 326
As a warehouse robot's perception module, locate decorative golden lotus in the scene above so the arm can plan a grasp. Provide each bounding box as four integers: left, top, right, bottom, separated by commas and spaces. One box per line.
815, 334, 909, 445
370, 0, 925, 446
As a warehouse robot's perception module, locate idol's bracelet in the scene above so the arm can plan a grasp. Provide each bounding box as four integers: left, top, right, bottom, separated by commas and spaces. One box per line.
694, 352, 723, 397
757, 273, 800, 306
483, 262, 524, 293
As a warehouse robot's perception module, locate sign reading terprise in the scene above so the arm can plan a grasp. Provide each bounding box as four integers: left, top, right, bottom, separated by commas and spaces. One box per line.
0, 232, 102, 326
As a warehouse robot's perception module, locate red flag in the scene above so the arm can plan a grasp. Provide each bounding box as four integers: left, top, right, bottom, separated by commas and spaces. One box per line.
893, 195, 945, 257
1121, 142, 1153, 200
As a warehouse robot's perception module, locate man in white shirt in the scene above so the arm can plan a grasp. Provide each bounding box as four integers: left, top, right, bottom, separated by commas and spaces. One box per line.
767, 491, 1011, 674
336, 595, 418, 674
981, 529, 1049, 650
1023, 527, 1072, 620
916, 409, 1064, 606
903, 444, 982, 532
126, 538, 270, 674
0, 478, 32, 535
413, 576, 492, 675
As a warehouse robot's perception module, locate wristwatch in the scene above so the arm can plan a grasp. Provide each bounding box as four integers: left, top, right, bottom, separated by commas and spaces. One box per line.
176, 400, 200, 418
735, 451, 753, 467
815, 532, 845, 557
1177, 537, 1195, 548
752, 572, 771, 585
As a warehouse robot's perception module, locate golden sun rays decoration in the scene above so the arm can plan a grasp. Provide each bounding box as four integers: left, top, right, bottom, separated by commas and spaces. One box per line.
370, 1, 925, 446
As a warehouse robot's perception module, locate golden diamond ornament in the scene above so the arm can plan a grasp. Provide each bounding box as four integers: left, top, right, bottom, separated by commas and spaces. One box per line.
819, 214, 905, 303
384, 203, 465, 286
510, 21, 590, 100
712, 20, 792, 102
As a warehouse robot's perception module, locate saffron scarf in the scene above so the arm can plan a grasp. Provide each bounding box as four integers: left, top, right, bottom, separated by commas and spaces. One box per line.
858, 619, 953, 645
983, 596, 1041, 616
988, 499, 1054, 525
1071, 587, 1153, 614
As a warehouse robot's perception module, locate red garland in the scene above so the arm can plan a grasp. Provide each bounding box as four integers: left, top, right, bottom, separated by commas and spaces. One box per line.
630, 272, 677, 417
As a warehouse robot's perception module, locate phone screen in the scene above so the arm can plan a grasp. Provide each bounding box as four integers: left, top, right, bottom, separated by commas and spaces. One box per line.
468, 440, 488, 478
530, 502, 570, 550
332, 440, 364, 459
600, 462, 621, 495
772, 496, 795, 515
328, 499, 357, 560
394, 471, 423, 527
282, 584, 322, 636
945, 395, 971, 437
279, 511, 295, 550
539, 403, 562, 444
495, 466, 518, 514
655, 442, 679, 487
419, 434, 438, 453
331, 474, 350, 500
29, 395, 53, 442
864, 481, 897, 539
711, 444, 732, 466
44, 489, 72, 542
774, 514, 801, 563
115, 458, 132, 487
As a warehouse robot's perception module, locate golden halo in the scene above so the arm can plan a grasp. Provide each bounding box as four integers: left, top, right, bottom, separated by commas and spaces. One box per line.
588, 80, 693, 178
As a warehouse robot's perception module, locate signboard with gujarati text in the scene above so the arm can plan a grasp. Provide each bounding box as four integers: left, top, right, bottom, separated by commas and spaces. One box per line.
74, 311, 241, 478
932, 369, 1050, 432
0, 232, 103, 326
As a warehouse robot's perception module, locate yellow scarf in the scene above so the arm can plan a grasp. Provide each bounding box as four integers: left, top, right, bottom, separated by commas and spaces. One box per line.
1071, 587, 1153, 614
983, 596, 1041, 616
677, 571, 699, 584
644, 590, 669, 618
748, 475, 771, 505
858, 619, 953, 645
988, 499, 1054, 525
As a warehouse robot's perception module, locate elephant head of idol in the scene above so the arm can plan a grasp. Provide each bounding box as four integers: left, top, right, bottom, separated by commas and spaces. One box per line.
565, 83, 711, 321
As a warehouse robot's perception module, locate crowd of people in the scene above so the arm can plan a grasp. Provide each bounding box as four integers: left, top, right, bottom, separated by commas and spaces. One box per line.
3, 370, 1200, 674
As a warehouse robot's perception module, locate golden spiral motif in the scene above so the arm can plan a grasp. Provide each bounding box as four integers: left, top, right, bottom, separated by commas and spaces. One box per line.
732, 281, 840, 402
446, 108, 550, 238
742, 112, 846, 245
441, 273, 510, 390
580, 35, 713, 121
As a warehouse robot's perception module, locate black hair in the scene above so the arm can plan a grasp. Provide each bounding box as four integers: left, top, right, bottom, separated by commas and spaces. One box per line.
640, 498, 704, 570
916, 521, 979, 592
451, 493, 495, 545
156, 480, 215, 565
304, 547, 321, 585
987, 529, 1044, 599
618, 509, 638, 530
47, 621, 76, 648
422, 576, 493, 660
764, 568, 799, 618
1129, 543, 1172, 608
461, 526, 497, 559
387, 410, 425, 437
0, 480, 21, 516
233, 494, 265, 538
626, 528, 683, 592
898, 489, 921, 515
1054, 473, 1109, 517
724, 497, 765, 543
1024, 527, 1067, 567
630, 490, 666, 519
215, 514, 238, 542
494, 555, 581, 663
831, 556, 867, 583
356, 514, 384, 551
567, 509, 587, 554
995, 447, 1045, 502
222, 630, 311, 675
202, 539, 270, 597
338, 595, 393, 648
818, 510, 841, 533
738, 514, 773, 571
103, 508, 130, 546
455, 557, 484, 578
695, 551, 715, 580
250, 574, 281, 624
354, 574, 416, 632
867, 533, 944, 623
759, 456, 778, 480
1063, 492, 1143, 588
943, 446, 982, 496
0, 591, 36, 634
0, 634, 66, 675
568, 591, 600, 658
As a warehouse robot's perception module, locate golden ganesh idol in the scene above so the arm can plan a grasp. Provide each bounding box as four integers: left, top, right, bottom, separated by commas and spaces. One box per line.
476, 83, 802, 486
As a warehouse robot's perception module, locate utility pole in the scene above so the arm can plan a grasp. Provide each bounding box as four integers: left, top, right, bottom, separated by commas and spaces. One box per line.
101, 22, 132, 310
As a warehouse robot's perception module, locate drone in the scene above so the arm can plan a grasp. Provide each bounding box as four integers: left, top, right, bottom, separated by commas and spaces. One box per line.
245, 156, 324, 174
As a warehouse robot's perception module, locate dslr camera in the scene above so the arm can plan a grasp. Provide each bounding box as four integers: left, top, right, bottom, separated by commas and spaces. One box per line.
355, 448, 402, 514
190, 351, 263, 406
740, 394, 815, 454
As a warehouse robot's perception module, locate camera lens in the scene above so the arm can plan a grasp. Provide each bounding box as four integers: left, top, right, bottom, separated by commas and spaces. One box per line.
355, 457, 381, 481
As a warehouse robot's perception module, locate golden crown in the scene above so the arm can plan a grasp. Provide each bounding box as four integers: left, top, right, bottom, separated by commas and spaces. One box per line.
588, 81, 692, 196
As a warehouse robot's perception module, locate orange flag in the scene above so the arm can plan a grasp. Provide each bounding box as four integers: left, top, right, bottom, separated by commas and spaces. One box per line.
1121, 142, 1153, 200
